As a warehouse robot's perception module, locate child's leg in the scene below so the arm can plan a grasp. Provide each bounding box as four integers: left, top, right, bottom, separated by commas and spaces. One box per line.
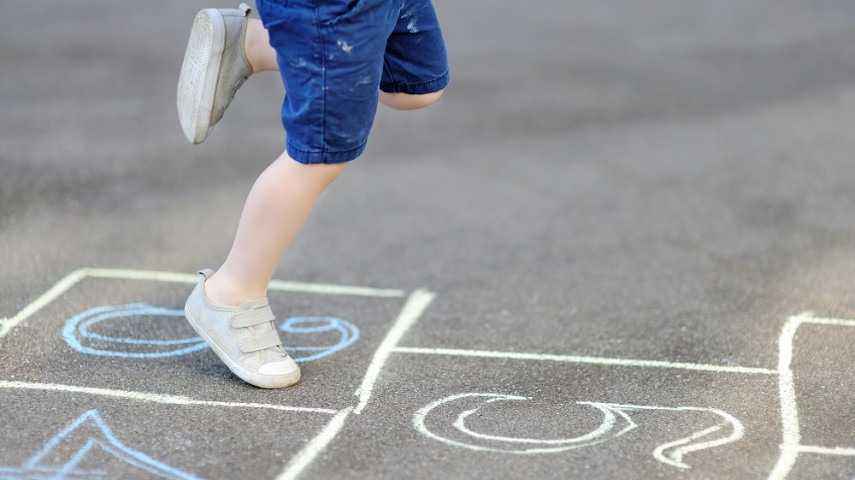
203, 18, 350, 306
181, 0, 448, 389
379, 90, 445, 110
204, 153, 346, 307
183, 150, 342, 389
244, 18, 278, 73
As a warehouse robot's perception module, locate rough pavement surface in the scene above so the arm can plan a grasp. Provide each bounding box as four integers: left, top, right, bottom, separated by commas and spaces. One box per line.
1, 1, 854, 479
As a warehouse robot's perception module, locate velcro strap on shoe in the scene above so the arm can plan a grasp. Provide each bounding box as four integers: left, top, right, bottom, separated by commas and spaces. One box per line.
231, 306, 274, 328
239, 330, 282, 353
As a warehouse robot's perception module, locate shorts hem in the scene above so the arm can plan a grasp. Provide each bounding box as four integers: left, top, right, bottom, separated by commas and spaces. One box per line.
380, 70, 449, 95
286, 140, 366, 164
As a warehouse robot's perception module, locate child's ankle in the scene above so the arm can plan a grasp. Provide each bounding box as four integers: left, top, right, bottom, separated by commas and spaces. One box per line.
203, 272, 266, 307
244, 19, 275, 73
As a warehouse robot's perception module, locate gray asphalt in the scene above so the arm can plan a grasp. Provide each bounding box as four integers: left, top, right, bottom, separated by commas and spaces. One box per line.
2, 0, 854, 479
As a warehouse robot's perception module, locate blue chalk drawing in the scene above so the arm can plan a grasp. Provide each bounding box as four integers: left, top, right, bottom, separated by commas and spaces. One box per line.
63, 304, 359, 362
280, 316, 360, 362
0, 409, 203, 480
63, 304, 207, 359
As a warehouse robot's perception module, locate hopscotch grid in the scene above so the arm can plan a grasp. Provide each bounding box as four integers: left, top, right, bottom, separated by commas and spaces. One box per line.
0, 268, 430, 480
2, 270, 854, 480
394, 311, 855, 480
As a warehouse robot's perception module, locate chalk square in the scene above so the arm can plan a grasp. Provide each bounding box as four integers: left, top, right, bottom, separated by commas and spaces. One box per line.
310, 353, 783, 480
0, 268, 412, 410
0, 387, 335, 480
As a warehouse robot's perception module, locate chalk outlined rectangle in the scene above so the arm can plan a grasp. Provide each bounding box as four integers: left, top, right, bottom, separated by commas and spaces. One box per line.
0, 267, 435, 480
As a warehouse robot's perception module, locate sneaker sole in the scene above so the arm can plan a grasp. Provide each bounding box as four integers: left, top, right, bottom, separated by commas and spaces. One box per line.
177, 8, 225, 144
184, 303, 301, 389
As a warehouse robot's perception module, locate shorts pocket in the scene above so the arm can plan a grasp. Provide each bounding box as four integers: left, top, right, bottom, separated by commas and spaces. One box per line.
319, 0, 392, 26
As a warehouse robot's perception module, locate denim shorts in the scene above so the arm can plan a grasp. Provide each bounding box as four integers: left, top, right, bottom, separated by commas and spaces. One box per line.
255, 0, 450, 164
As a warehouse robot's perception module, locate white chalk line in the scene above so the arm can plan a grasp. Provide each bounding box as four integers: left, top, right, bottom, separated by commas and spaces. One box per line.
275, 407, 354, 480
274, 289, 435, 477
768, 314, 803, 480
796, 315, 855, 328
85, 267, 406, 297
797, 445, 855, 456
354, 289, 436, 415
272, 289, 436, 478
85, 268, 199, 285
0, 267, 404, 341
0, 268, 88, 340
267, 279, 404, 298
0, 380, 338, 415
392, 347, 777, 375
768, 312, 855, 480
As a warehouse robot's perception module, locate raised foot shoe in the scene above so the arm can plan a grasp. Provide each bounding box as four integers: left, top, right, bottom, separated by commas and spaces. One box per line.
184, 269, 301, 388
177, 3, 253, 144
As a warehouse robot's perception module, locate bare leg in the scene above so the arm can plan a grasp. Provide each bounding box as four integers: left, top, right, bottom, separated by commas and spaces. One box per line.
201, 20, 442, 308
380, 90, 445, 110
245, 18, 279, 73
204, 153, 347, 306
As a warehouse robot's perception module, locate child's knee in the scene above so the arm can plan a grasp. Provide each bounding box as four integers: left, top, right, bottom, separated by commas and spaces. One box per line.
380, 90, 445, 110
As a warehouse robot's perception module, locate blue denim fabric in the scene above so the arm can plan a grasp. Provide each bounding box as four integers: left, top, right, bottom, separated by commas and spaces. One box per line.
255, 0, 449, 164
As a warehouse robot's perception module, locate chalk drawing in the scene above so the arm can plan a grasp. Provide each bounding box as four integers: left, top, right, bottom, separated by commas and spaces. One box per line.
0, 409, 202, 480
63, 303, 206, 359
62, 303, 360, 362
281, 316, 359, 362
3, 269, 854, 479
413, 393, 743, 469
0, 268, 435, 480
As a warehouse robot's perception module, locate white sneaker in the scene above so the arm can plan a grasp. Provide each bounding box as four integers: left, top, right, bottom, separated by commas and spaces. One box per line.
177, 3, 253, 144
184, 270, 301, 388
